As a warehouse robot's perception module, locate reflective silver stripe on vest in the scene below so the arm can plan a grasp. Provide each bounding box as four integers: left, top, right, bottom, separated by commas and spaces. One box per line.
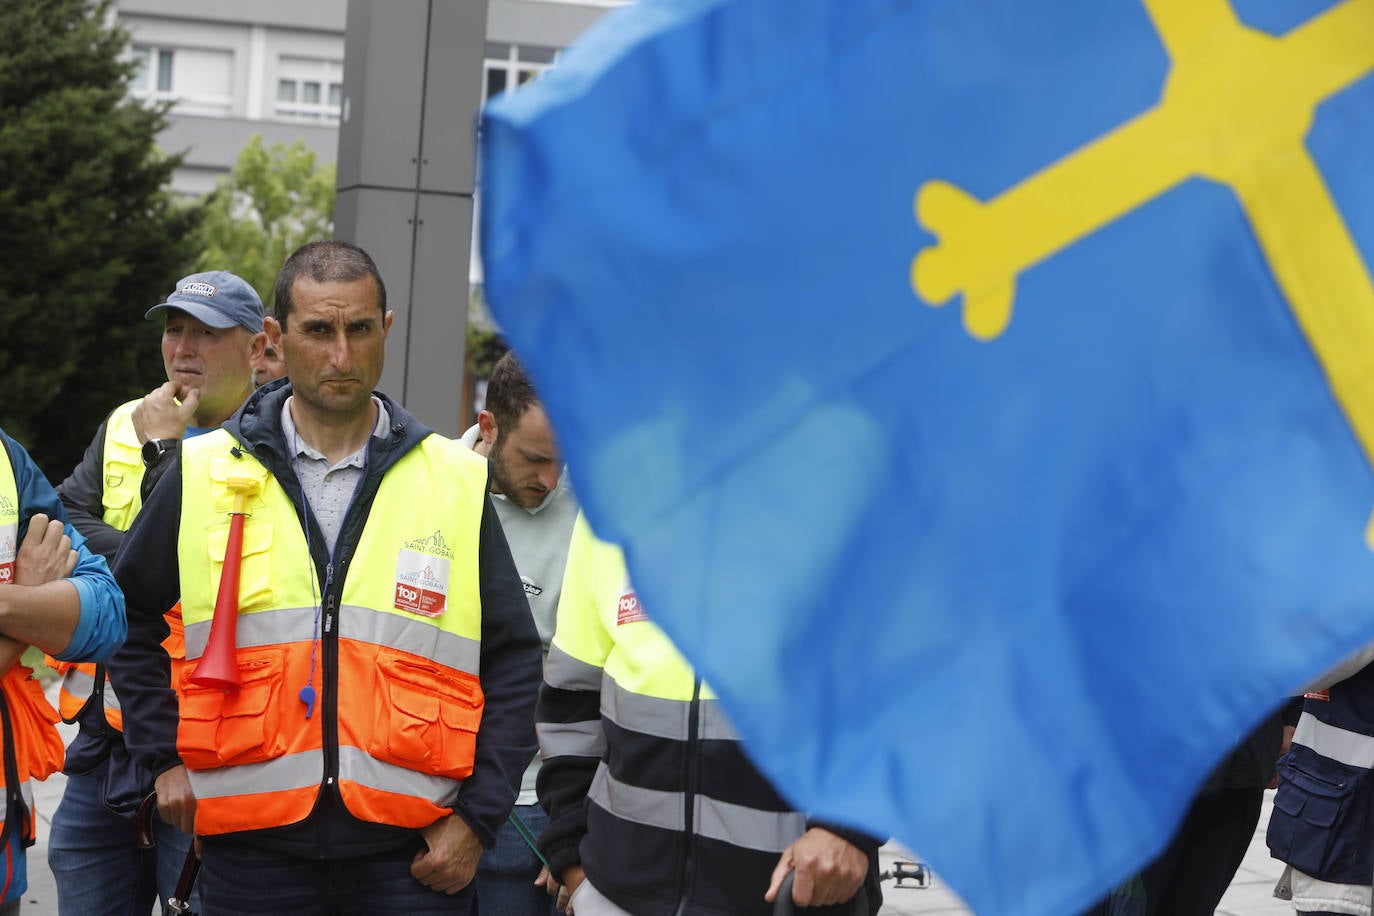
589, 764, 806, 854
544, 643, 604, 692
602, 680, 738, 742
19, 781, 32, 813
337, 607, 481, 674
187, 750, 323, 799
185, 605, 480, 673
696, 789, 807, 854
61, 668, 96, 703
337, 745, 461, 807
184, 606, 318, 658
186, 745, 460, 808
536, 720, 606, 760
61, 668, 122, 712
1294, 712, 1374, 769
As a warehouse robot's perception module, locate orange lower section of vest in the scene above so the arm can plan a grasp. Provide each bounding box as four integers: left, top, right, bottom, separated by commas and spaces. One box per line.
194, 784, 319, 835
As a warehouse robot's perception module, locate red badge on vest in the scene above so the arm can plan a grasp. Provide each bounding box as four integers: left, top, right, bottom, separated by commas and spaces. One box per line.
0, 532, 14, 585
617, 590, 649, 625
394, 538, 451, 619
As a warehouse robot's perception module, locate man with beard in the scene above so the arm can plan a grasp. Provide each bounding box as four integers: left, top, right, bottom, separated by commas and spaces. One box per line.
459, 350, 579, 915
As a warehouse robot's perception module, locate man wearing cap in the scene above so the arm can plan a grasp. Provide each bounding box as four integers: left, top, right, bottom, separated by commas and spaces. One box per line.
49, 270, 265, 916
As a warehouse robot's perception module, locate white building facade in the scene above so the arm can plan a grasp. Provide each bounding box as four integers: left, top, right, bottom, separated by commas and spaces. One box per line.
116, 0, 623, 195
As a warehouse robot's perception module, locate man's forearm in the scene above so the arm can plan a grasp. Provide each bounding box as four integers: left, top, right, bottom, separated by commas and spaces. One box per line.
0, 637, 26, 675
0, 580, 80, 656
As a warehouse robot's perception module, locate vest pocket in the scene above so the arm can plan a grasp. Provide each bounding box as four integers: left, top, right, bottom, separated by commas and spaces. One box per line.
101, 454, 141, 526
177, 648, 287, 769
1269, 746, 1371, 883
101, 471, 137, 511
207, 522, 275, 612
371, 650, 483, 781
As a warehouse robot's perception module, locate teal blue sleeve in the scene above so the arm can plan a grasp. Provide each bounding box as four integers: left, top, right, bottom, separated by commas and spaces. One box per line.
0, 429, 127, 662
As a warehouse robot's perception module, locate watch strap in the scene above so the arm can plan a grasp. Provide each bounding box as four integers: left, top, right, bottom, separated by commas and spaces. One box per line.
141, 438, 177, 468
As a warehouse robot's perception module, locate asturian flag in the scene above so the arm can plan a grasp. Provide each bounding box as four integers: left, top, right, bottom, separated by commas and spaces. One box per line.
479, 1, 1374, 912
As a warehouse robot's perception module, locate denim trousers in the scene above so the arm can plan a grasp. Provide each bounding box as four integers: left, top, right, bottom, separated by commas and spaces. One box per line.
47, 763, 197, 916
198, 837, 475, 915
473, 804, 555, 916
0, 829, 27, 912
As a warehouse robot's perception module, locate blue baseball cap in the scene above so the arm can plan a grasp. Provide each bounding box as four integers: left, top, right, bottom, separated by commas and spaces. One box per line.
145, 271, 265, 333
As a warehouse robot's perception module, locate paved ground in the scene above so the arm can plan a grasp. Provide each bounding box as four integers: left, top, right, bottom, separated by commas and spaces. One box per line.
873, 794, 1290, 915
18, 683, 1294, 915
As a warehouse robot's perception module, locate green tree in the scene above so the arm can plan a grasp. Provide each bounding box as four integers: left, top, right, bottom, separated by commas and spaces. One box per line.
193, 135, 335, 308
0, 0, 201, 479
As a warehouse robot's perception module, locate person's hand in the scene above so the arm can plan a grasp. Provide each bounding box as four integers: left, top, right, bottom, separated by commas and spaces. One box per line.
764, 828, 868, 907
538, 865, 574, 912
155, 765, 197, 834
132, 381, 199, 443
14, 514, 77, 586
554, 864, 585, 913
411, 815, 483, 894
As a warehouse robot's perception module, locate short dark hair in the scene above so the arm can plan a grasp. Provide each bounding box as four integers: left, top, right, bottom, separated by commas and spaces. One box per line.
273, 240, 387, 326
485, 350, 541, 435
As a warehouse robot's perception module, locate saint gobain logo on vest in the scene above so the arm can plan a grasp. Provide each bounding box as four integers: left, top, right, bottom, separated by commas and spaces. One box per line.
394, 530, 452, 618
0, 534, 14, 585
180, 281, 218, 298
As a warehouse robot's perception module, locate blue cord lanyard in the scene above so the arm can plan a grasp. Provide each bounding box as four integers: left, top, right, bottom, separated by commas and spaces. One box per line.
291, 422, 369, 720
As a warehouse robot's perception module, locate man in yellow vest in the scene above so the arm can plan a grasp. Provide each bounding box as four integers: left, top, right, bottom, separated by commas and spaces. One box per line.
49, 270, 265, 915
108, 241, 542, 915
0, 426, 128, 914
537, 517, 882, 916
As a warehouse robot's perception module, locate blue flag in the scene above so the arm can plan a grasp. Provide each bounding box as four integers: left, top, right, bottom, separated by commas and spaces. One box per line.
479, 1, 1374, 913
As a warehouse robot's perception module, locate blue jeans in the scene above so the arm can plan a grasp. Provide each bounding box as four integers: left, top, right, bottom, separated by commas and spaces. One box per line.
0, 828, 27, 910
47, 763, 198, 916
474, 805, 555, 916
198, 837, 474, 915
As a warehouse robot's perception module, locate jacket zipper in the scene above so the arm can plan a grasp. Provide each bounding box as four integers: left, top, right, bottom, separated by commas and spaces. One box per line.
250, 425, 396, 839
321, 562, 340, 792
673, 678, 703, 916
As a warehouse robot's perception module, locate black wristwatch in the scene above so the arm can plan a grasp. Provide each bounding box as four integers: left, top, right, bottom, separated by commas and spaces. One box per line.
141, 438, 178, 469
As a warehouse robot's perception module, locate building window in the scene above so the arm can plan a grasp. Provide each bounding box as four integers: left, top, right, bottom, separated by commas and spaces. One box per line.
130, 45, 175, 99
276, 57, 343, 123
129, 43, 233, 116
483, 43, 558, 102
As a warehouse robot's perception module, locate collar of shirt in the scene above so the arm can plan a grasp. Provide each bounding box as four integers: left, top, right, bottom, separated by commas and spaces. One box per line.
280, 395, 391, 470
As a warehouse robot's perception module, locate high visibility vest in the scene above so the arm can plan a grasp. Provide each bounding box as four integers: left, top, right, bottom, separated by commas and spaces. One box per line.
49, 402, 187, 731
177, 428, 488, 836
100, 400, 143, 531
0, 442, 65, 846
540, 517, 809, 913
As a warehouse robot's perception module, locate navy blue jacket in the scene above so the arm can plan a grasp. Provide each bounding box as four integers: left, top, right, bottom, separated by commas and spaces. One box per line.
1268, 661, 1374, 884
